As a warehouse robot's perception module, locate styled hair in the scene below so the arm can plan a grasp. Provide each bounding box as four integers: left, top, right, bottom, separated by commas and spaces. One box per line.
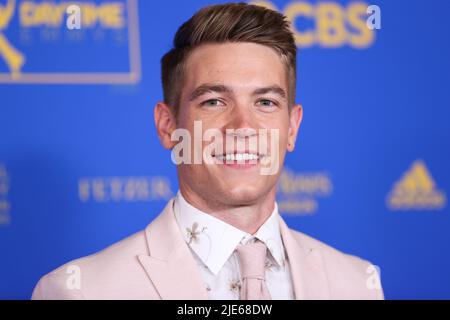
161, 2, 297, 115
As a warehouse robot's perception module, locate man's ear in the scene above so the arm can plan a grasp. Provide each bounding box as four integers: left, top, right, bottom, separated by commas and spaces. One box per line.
154, 102, 177, 149
287, 104, 303, 152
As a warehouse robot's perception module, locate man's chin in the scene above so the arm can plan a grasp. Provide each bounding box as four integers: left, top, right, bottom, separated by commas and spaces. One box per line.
215, 186, 268, 205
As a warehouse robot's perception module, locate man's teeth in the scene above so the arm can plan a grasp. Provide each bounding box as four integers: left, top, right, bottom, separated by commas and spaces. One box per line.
215, 153, 259, 161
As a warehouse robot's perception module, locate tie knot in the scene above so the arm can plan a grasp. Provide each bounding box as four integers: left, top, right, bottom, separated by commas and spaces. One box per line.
236, 240, 268, 280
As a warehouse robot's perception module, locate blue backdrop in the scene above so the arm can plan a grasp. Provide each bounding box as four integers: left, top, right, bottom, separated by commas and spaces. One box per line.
0, 0, 449, 299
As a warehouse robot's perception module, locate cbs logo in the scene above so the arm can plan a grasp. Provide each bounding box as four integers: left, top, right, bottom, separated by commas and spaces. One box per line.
251, 1, 378, 48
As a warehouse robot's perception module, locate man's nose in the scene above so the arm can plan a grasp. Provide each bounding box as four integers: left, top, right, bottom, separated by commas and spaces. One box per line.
225, 104, 256, 134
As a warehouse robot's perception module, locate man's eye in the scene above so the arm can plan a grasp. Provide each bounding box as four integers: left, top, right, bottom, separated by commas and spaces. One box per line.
200, 99, 224, 107
257, 99, 277, 107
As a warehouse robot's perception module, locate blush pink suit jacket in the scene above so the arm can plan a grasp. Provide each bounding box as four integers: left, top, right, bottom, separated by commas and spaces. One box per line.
32, 199, 384, 300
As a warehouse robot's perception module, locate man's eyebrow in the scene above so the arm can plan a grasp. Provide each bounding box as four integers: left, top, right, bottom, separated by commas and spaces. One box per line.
189, 84, 232, 101
252, 85, 287, 100
188, 83, 287, 101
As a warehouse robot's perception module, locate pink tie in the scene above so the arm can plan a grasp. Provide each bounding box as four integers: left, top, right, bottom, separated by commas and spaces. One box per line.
236, 240, 272, 300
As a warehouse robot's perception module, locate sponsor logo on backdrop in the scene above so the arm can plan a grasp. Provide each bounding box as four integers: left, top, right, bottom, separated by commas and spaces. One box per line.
387, 160, 447, 211
0, 0, 140, 83
0, 163, 11, 225
276, 168, 332, 215
250, 1, 378, 48
78, 175, 173, 203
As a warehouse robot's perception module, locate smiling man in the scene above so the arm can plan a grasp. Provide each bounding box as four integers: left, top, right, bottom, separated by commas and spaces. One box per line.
32, 2, 384, 300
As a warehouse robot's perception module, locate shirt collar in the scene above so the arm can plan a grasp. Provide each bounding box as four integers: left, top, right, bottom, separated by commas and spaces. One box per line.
173, 191, 286, 275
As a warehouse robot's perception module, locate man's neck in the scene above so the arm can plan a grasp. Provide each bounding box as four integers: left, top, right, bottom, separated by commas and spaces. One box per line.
179, 188, 276, 235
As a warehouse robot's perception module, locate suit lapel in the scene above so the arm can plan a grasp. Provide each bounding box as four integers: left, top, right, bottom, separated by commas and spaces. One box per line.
138, 199, 208, 299
138, 199, 330, 299
279, 217, 331, 299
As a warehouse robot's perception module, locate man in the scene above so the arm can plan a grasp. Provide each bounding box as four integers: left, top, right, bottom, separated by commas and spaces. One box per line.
32, 2, 384, 300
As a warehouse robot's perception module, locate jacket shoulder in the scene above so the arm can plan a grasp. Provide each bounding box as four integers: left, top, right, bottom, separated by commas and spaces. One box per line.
290, 229, 384, 300
32, 230, 152, 299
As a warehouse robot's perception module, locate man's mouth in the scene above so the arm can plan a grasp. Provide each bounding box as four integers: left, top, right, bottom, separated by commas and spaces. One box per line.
210, 152, 267, 168
214, 152, 260, 162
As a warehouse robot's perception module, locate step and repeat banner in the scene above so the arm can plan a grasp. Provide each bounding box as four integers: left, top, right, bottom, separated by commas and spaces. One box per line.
0, 0, 449, 299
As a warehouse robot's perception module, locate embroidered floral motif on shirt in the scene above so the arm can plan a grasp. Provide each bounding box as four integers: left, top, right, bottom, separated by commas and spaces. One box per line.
186, 222, 207, 244
265, 258, 275, 271
228, 278, 241, 293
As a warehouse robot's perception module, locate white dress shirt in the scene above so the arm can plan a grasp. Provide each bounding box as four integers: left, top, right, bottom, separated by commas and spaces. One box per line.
173, 191, 294, 300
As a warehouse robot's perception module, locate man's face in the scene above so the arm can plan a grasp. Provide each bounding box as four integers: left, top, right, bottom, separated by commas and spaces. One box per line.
159, 42, 302, 207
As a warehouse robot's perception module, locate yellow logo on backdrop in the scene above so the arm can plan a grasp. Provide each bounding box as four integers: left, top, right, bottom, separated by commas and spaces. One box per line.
277, 168, 333, 215
0, 0, 141, 84
0, 0, 25, 78
20, 1, 125, 28
387, 160, 447, 210
0, 163, 11, 225
250, 1, 375, 48
78, 176, 173, 203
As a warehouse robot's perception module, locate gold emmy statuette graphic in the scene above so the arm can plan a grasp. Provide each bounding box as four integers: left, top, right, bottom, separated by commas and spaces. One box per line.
0, 0, 25, 78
